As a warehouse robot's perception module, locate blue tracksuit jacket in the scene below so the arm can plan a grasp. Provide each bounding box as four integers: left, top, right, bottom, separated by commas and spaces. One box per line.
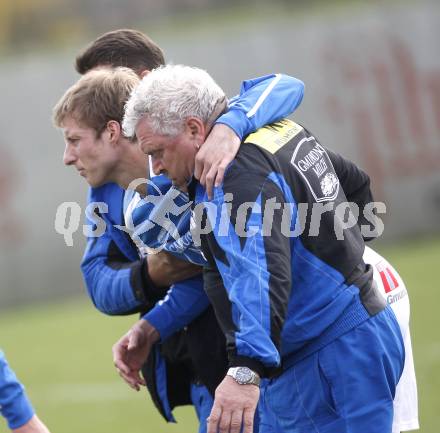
191, 119, 386, 376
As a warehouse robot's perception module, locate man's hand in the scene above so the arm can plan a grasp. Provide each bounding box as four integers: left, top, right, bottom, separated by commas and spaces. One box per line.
194, 123, 241, 199
207, 375, 260, 433
112, 319, 159, 391
147, 251, 201, 286
12, 415, 50, 433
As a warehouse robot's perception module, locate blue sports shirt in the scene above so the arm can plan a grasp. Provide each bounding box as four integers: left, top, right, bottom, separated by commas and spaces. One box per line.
0, 351, 34, 430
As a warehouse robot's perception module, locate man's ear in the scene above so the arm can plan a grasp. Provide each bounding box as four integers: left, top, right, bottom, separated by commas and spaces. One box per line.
140, 69, 150, 78
186, 117, 206, 140
106, 120, 121, 144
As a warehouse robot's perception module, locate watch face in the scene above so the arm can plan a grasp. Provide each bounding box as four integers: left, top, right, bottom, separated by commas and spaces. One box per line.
235, 367, 253, 384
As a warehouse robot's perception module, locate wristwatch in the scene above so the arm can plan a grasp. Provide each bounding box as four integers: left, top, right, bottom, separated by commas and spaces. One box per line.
227, 366, 261, 386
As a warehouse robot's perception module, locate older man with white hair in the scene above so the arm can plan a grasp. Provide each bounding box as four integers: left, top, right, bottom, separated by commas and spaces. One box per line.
115, 65, 407, 433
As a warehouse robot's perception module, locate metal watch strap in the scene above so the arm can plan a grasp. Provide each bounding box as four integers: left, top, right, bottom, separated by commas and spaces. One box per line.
227, 366, 261, 386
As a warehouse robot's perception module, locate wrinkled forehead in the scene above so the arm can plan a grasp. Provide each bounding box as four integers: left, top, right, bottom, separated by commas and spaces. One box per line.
135, 118, 166, 149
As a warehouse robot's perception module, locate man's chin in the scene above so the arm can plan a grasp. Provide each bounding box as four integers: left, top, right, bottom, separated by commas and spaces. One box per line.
83, 176, 105, 188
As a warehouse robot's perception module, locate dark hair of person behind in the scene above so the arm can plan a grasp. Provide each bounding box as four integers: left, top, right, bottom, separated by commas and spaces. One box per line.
75, 29, 165, 75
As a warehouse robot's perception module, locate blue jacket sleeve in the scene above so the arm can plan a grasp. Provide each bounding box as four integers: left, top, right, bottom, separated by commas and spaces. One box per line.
197, 173, 292, 375
130, 185, 207, 266
81, 233, 153, 315
143, 276, 210, 341
81, 186, 166, 316
129, 185, 191, 253
0, 351, 34, 429
216, 74, 304, 140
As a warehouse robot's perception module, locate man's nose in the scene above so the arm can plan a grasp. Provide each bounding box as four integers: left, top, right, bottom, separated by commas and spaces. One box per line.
151, 156, 163, 176
63, 144, 76, 166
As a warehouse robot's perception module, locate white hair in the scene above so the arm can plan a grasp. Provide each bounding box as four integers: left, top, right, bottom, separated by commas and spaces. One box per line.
123, 64, 227, 138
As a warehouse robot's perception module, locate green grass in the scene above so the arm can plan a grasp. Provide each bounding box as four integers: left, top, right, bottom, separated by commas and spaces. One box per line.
1, 236, 439, 432
0, 301, 198, 433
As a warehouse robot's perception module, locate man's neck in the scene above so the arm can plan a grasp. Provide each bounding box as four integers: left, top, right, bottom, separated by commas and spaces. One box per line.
113, 146, 149, 196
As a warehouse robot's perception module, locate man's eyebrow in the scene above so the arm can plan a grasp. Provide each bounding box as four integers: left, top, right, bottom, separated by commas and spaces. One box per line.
63, 130, 79, 138
145, 143, 163, 153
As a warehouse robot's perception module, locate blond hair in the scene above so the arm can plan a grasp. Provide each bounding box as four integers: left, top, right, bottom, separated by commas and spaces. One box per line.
53, 67, 139, 136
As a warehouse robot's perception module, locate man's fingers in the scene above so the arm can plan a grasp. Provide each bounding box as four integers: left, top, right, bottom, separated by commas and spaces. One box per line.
194, 151, 203, 180
199, 162, 210, 190
206, 405, 222, 433
114, 358, 131, 376
112, 340, 131, 375
230, 410, 243, 433
218, 410, 232, 433
113, 345, 130, 374
117, 368, 140, 391
131, 367, 146, 386
195, 153, 228, 198
194, 150, 209, 181
117, 364, 145, 388
204, 163, 220, 200
214, 162, 227, 188
242, 407, 255, 433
